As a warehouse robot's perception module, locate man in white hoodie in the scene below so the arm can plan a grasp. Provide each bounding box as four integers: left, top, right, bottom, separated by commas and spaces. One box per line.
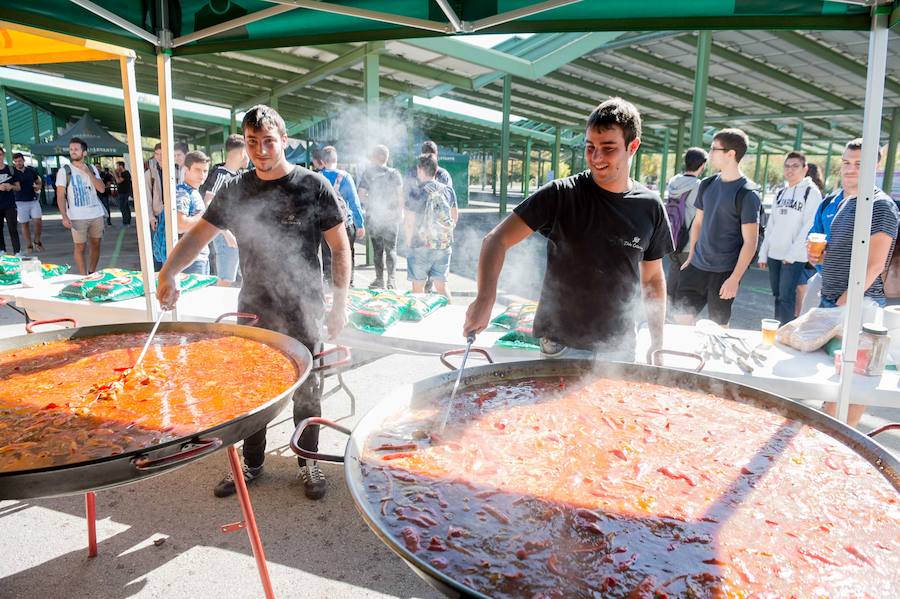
757, 151, 823, 324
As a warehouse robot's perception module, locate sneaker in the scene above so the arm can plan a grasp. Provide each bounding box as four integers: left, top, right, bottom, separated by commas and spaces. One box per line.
369, 279, 384, 290
213, 463, 263, 498
386, 278, 396, 290
298, 462, 326, 500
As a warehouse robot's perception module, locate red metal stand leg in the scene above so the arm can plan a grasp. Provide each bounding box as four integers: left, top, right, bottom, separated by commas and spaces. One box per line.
85, 491, 97, 558
226, 445, 276, 599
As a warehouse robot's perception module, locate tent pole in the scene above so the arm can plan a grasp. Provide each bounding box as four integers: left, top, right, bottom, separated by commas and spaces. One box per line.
157, 49, 179, 310
883, 107, 899, 193
120, 56, 158, 320
836, 6, 890, 424
0, 86, 11, 167
499, 74, 511, 216
689, 31, 711, 147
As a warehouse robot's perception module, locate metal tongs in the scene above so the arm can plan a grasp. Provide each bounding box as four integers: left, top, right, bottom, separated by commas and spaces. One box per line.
437, 332, 476, 432
696, 319, 761, 373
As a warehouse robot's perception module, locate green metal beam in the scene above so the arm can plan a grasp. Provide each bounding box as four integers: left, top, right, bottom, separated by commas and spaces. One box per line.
690, 31, 712, 148
754, 140, 764, 183
499, 75, 512, 215
1, 88, 14, 163
770, 31, 900, 97
884, 107, 899, 193
794, 122, 804, 152
824, 139, 834, 190
660, 128, 670, 186
522, 138, 532, 195
552, 126, 561, 178
674, 117, 685, 172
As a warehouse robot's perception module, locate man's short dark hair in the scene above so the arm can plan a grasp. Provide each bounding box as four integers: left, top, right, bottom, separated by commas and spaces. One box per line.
784, 151, 806, 165
416, 153, 438, 178
242, 104, 286, 137
321, 145, 338, 165
845, 137, 886, 163
154, 142, 162, 151
311, 147, 324, 165
174, 142, 189, 154
184, 150, 210, 170
586, 97, 642, 146
225, 134, 245, 152
421, 141, 438, 156
683, 147, 708, 172
70, 137, 88, 152
712, 128, 749, 162
12, 152, 24, 161
116, 160, 126, 169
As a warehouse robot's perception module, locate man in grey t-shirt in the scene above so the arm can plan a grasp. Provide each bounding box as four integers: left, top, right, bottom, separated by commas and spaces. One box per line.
673, 128, 761, 325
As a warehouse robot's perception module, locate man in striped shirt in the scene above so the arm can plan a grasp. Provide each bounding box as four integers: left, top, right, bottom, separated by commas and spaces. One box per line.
808, 138, 898, 426
199, 134, 248, 283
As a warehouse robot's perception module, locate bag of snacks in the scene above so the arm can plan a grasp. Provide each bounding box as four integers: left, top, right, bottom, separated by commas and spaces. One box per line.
174, 272, 218, 292
498, 304, 539, 348
347, 288, 377, 310
776, 307, 845, 352
86, 271, 145, 302
0, 255, 19, 285
42, 263, 70, 279
403, 293, 448, 322
350, 290, 409, 333
58, 269, 140, 301
490, 303, 528, 329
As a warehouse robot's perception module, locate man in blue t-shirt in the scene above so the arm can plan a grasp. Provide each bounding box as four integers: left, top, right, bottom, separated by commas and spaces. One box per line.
319, 145, 364, 287
673, 128, 762, 326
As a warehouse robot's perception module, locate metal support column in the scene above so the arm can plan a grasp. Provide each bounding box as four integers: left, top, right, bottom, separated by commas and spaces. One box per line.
499, 74, 512, 216
230, 109, 237, 135
794, 122, 804, 151
0, 86, 11, 166
837, 6, 891, 423
675, 117, 686, 167
552, 126, 561, 180
31, 106, 46, 204
157, 50, 179, 271
481, 148, 487, 189
363, 46, 380, 265
121, 55, 158, 319
634, 146, 642, 182
763, 154, 770, 189
882, 106, 899, 193
406, 96, 415, 173
660, 129, 670, 187
690, 31, 712, 148
570, 146, 577, 175
754, 140, 764, 184
824, 140, 834, 190
492, 147, 497, 196
522, 138, 532, 196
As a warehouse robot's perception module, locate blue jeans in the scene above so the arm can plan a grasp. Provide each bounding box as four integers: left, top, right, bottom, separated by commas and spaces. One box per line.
184, 259, 209, 275
212, 234, 239, 282
768, 258, 806, 324
407, 246, 451, 282
820, 295, 887, 308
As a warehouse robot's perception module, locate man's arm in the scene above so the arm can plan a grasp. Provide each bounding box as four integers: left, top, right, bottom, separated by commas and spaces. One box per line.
157, 220, 221, 308
56, 185, 71, 228
720, 222, 759, 300
681, 209, 704, 270
323, 222, 351, 339
639, 259, 666, 361
836, 232, 894, 306
463, 213, 534, 335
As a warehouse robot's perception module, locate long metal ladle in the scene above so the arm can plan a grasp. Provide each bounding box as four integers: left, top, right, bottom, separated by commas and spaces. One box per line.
437, 332, 476, 432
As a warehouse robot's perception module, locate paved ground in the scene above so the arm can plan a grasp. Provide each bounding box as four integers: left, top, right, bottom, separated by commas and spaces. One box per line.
1, 192, 898, 599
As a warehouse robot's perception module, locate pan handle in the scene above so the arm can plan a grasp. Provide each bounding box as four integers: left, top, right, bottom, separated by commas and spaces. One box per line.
133, 437, 223, 471
867, 423, 900, 438
215, 312, 260, 326
440, 348, 495, 371
290, 417, 351, 463
651, 349, 705, 373
25, 317, 78, 334
312, 345, 352, 372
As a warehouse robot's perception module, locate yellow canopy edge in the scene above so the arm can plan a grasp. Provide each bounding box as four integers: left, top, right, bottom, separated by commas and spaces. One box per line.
0, 20, 134, 65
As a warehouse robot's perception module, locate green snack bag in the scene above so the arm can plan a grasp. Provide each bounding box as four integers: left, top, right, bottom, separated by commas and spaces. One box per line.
498, 304, 539, 348
58, 268, 137, 300
41, 263, 70, 278
347, 287, 377, 310
175, 272, 218, 292
86, 271, 144, 302
350, 290, 409, 333
491, 303, 528, 329
0, 255, 19, 276
403, 292, 448, 322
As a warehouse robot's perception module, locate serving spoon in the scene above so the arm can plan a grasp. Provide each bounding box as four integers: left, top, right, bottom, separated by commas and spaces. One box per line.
437, 332, 476, 433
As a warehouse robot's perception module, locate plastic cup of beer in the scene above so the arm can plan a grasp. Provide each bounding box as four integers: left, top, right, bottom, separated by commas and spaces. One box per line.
808, 233, 827, 263
761, 319, 780, 347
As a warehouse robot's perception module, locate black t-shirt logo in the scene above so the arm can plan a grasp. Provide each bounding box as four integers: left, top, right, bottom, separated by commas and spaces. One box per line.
623, 236, 642, 250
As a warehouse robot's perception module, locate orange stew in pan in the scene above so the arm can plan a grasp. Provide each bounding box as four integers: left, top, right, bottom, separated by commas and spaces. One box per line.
361, 378, 900, 598
0, 332, 297, 472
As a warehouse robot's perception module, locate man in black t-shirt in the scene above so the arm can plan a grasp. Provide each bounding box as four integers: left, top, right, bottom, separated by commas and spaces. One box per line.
464, 98, 672, 361
12, 152, 43, 252
0, 148, 22, 255
157, 105, 351, 501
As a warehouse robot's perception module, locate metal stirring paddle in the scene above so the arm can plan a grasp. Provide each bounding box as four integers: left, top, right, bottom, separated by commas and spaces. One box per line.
437, 332, 476, 432
134, 309, 167, 369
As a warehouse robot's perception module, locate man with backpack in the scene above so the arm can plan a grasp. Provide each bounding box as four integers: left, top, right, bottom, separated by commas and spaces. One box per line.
320, 145, 364, 287
757, 151, 823, 324
358, 144, 404, 289
404, 153, 458, 298
664, 147, 708, 302
673, 128, 762, 326
55, 137, 106, 274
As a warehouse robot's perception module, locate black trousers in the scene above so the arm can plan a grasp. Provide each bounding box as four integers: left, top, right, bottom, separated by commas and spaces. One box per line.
98, 194, 113, 225
118, 194, 132, 225
370, 225, 399, 282
322, 223, 356, 287
241, 341, 324, 469
0, 206, 20, 253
